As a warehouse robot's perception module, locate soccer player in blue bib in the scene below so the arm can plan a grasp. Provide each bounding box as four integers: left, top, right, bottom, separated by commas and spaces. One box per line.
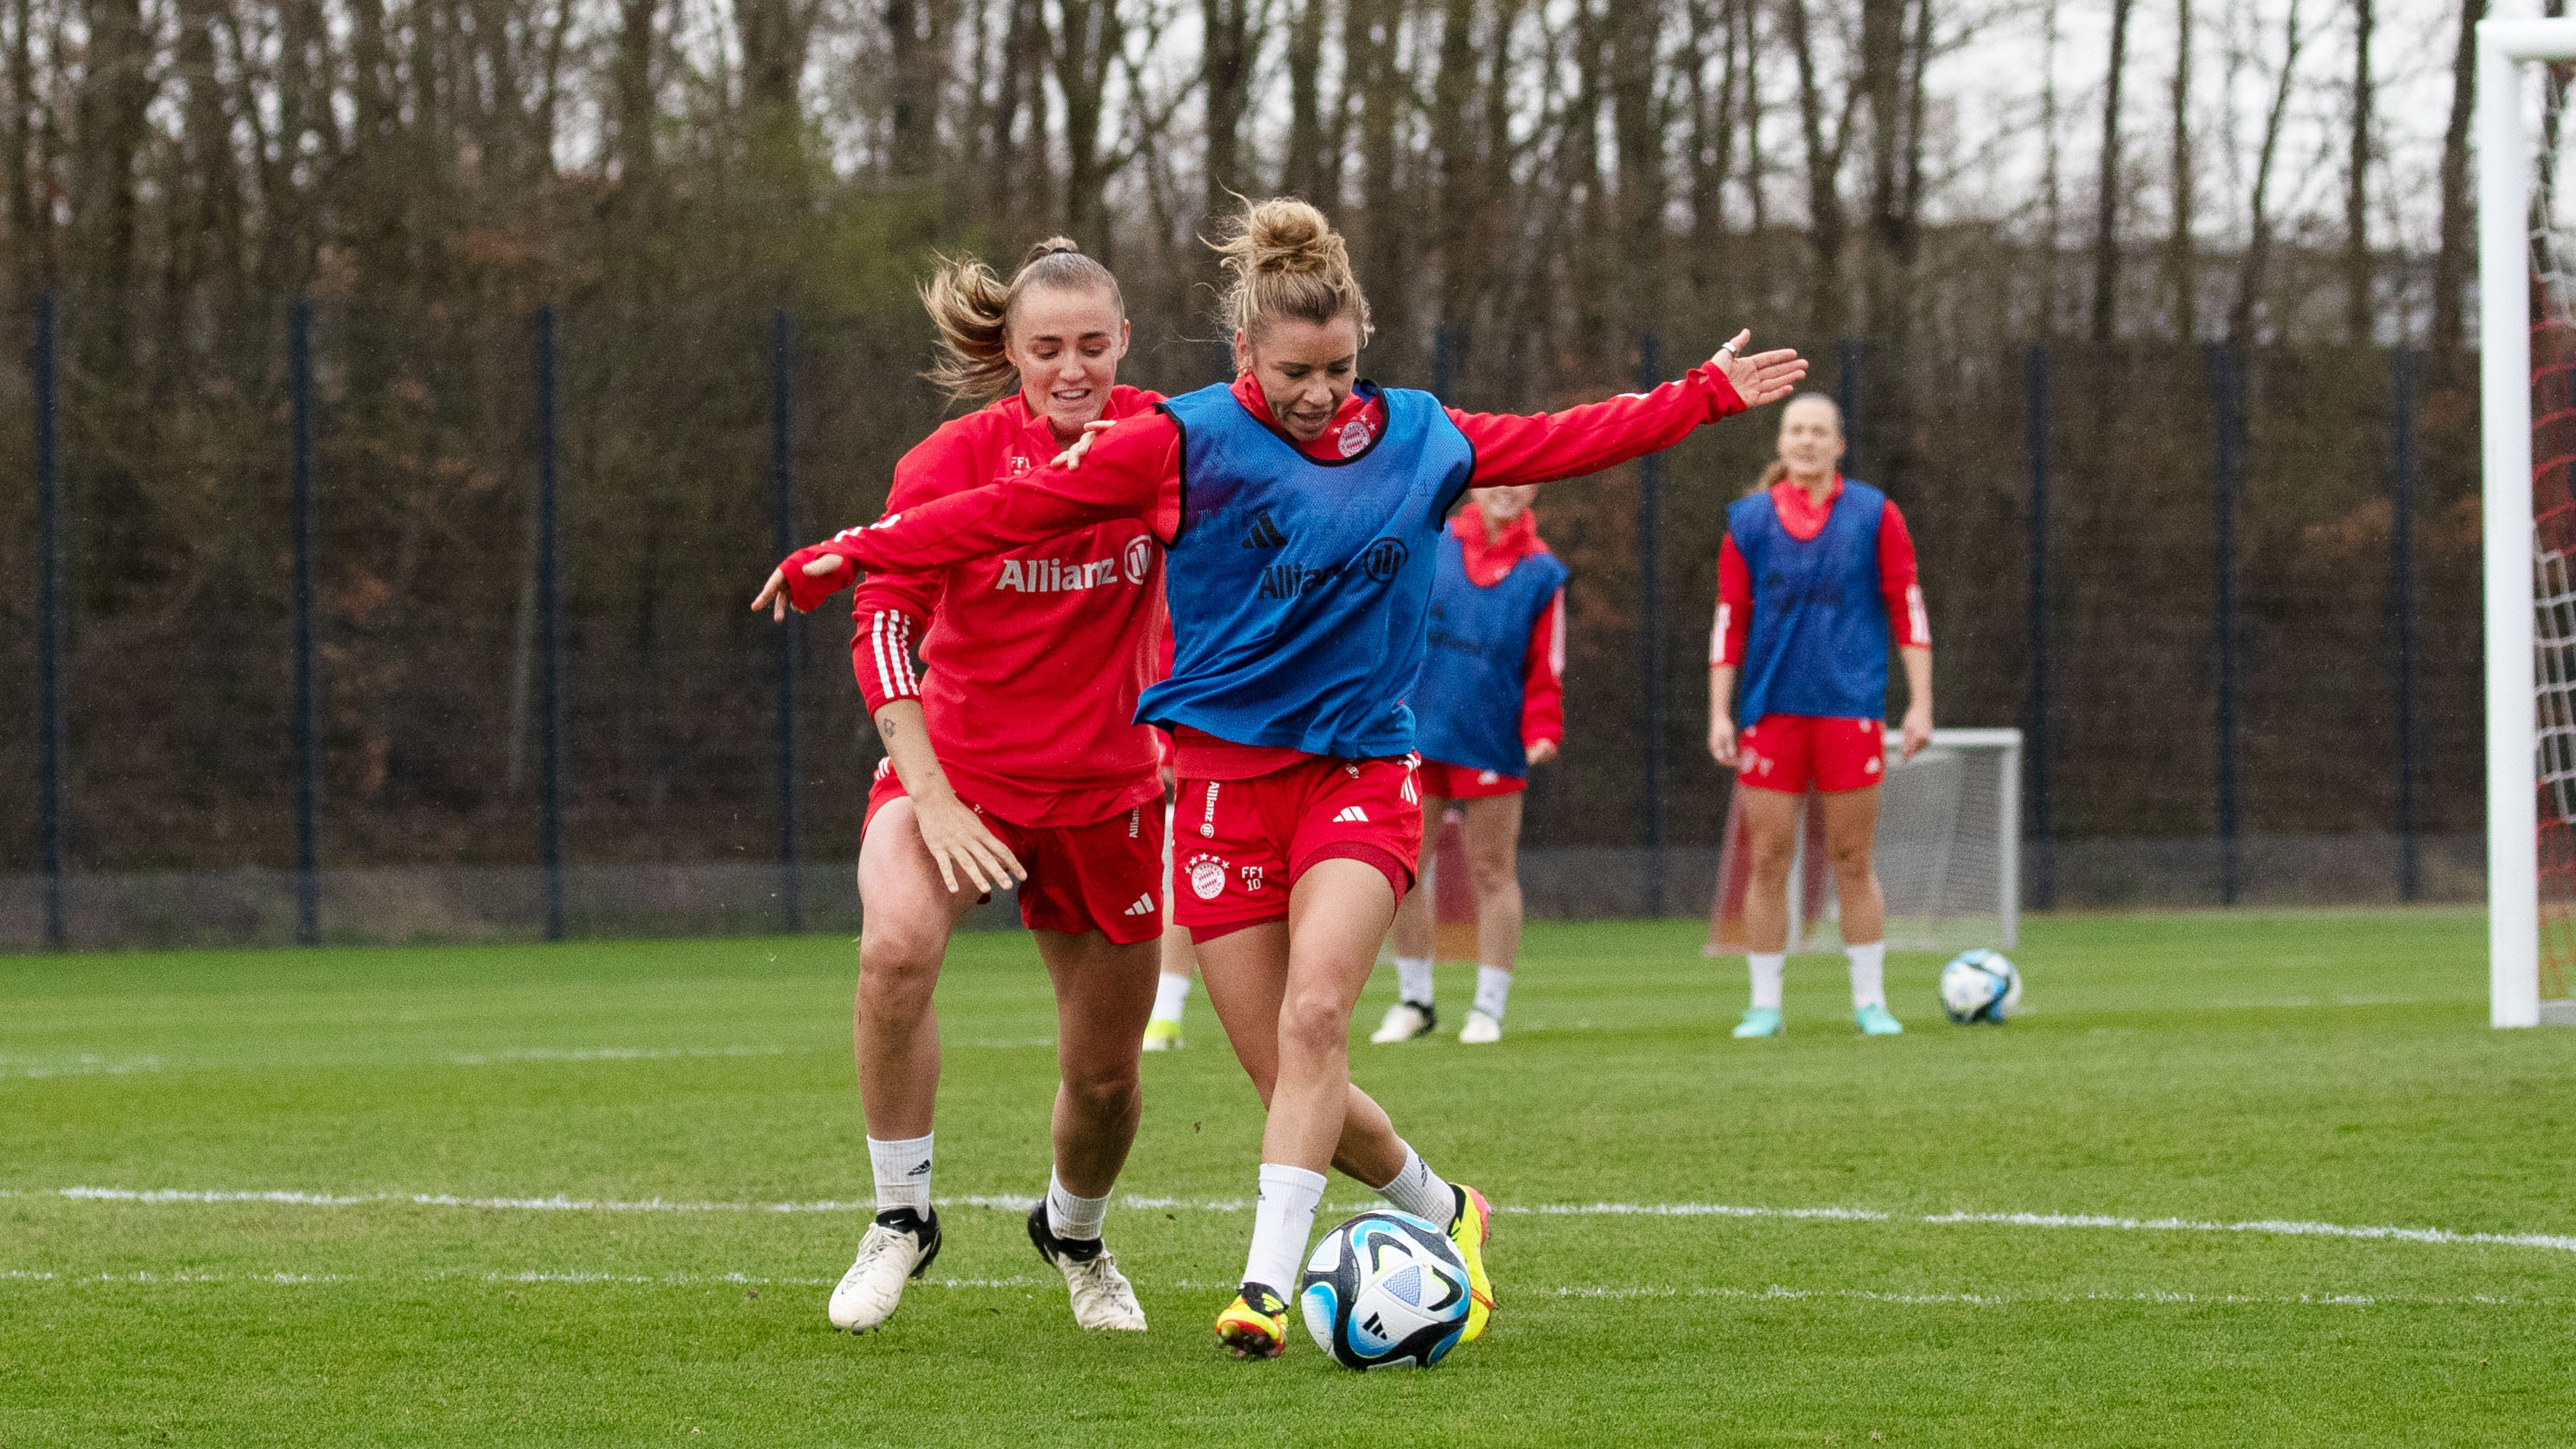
1380, 482, 1567, 1045
777, 197, 1808, 1359
1708, 393, 1934, 1037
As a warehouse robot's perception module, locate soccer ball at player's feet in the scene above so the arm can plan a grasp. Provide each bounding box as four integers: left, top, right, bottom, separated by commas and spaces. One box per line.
1938, 949, 2023, 1025
1854, 1003, 1904, 1035
1370, 1001, 1438, 1043
826, 1208, 941, 1332
1298, 1210, 1476, 1369
1732, 1006, 1784, 1038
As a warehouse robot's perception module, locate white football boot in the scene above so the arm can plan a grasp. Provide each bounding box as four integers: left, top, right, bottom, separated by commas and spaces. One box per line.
1027, 1200, 1146, 1331
1369, 1001, 1438, 1043
1457, 1008, 1503, 1044
826, 1208, 941, 1332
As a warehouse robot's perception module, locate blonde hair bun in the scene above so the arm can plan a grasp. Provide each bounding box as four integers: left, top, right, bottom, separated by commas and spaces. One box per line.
1210, 197, 1374, 343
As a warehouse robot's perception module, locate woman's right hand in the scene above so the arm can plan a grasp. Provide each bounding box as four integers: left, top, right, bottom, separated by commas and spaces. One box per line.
909, 790, 1027, 896
1708, 714, 1739, 768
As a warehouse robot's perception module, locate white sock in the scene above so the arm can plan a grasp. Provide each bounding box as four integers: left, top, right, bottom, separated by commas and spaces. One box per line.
1243, 1163, 1327, 1293
1373, 1143, 1458, 1228
1471, 965, 1513, 1020
866, 1133, 934, 1216
1045, 1167, 1111, 1242
1748, 953, 1786, 1011
1150, 971, 1192, 1025
1393, 955, 1435, 1007
1847, 941, 1888, 1011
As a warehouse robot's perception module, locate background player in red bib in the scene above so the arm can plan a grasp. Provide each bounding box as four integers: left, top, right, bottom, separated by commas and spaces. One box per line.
1707, 393, 1933, 1038
1378, 482, 1565, 1045
753, 240, 1166, 1336
774, 197, 1807, 1359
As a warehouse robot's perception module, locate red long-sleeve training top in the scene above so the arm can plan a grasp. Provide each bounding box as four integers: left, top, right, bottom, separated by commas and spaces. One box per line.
799, 364, 1744, 778
846, 385, 1169, 826
1709, 474, 1929, 668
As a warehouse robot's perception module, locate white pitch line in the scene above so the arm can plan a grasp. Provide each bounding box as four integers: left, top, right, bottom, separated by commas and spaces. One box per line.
19, 1184, 2576, 1256
0, 1266, 2551, 1310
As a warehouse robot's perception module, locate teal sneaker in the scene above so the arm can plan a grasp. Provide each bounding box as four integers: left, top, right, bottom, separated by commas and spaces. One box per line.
1854, 1003, 1904, 1036
1731, 1006, 1784, 1038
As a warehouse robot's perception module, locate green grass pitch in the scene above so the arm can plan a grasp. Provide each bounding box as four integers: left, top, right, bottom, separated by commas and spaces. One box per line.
3, 908, 2572, 1446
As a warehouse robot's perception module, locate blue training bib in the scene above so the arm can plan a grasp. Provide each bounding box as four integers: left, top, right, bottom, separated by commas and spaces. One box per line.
1412, 532, 1568, 779
1725, 481, 1891, 728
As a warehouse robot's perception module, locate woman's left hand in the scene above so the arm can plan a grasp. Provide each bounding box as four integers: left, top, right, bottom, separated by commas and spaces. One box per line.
1899, 701, 1933, 760
1525, 738, 1558, 767
1710, 329, 1808, 409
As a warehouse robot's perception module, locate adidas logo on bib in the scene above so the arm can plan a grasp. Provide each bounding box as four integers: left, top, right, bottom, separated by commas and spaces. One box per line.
1333, 806, 1370, 823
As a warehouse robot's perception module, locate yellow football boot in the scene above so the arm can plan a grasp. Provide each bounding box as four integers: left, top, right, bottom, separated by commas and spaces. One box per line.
1449, 1184, 1495, 1343
1141, 1017, 1184, 1052
1215, 1283, 1291, 1360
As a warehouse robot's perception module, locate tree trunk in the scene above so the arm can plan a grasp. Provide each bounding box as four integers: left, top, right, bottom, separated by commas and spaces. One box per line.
2231, 0, 2305, 345
1202, 0, 1252, 221
1609, 0, 1667, 342
2167, 0, 2194, 341
2344, 0, 2374, 343
2089, 0, 2132, 343
1283, 0, 1331, 205
1053, 0, 1122, 244
2431, 0, 2484, 351
1355, 0, 1411, 371
1434, 0, 1485, 343
1786, 0, 1848, 336
1859, 0, 1904, 338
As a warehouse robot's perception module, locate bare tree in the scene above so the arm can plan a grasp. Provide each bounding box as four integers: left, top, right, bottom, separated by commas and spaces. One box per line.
2090, 0, 2133, 343
1785, 0, 1852, 335
2167, 0, 2195, 341
2230, 0, 2306, 345
2432, 0, 2481, 352
2343, 0, 2373, 342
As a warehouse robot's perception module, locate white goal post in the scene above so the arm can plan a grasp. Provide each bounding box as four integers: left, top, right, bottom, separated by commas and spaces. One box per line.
1705, 727, 2020, 958
2477, 17, 2576, 1028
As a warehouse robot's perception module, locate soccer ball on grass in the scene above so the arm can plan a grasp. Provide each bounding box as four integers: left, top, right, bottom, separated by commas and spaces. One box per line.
1298, 1210, 1473, 1369
1938, 948, 2022, 1025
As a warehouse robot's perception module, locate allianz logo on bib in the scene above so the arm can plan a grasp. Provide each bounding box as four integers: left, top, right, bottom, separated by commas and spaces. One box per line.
1255, 539, 1408, 600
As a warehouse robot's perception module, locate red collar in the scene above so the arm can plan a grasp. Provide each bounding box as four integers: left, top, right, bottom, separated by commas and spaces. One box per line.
1228, 373, 1383, 461
1769, 474, 1845, 542
1449, 507, 1547, 586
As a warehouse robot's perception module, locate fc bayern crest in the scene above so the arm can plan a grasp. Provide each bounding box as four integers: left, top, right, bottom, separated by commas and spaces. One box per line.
1188, 856, 1227, 900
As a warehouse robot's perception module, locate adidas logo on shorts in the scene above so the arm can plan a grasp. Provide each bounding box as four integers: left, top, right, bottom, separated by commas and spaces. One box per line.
1123, 895, 1157, 916
1333, 806, 1370, 823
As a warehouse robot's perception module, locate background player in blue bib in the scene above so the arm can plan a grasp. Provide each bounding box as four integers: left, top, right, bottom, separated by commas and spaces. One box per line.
1380, 482, 1568, 1045
1708, 393, 1934, 1038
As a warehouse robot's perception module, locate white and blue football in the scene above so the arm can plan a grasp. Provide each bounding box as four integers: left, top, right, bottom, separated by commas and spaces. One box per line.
1298, 1210, 1472, 1370
1939, 948, 2023, 1025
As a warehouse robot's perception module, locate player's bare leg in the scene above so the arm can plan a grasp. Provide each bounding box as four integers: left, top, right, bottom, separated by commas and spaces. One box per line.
1196, 863, 1492, 1356
832, 797, 982, 1331
1819, 785, 1901, 1034
1731, 786, 1803, 1038
1028, 927, 1157, 1329
1456, 794, 1524, 1042
1377, 796, 1452, 1042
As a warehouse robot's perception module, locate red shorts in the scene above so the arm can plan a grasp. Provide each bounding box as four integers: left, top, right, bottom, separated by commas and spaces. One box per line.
865, 762, 1165, 944
1416, 758, 1526, 800
1173, 755, 1424, 940
1737, 715, 1887, 795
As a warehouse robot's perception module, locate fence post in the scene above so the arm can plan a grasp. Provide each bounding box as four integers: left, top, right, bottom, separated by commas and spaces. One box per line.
536, 306, 565, 942
1637, 331, 1667, 916
771, 309, 802, 934
34, 291, 65, 949
290, 301, 322, 946
2208, 342, 2243, 905
1836, 337, 1865, 477
2024, 343, 2054, 910
2391, 346, 2421, 902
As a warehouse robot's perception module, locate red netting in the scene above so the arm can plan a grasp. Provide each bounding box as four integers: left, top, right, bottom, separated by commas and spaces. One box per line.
2531, 86, 2576, 1002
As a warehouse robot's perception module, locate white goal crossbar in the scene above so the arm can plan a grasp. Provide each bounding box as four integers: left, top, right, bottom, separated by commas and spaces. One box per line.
2477, 17, 2576, 1027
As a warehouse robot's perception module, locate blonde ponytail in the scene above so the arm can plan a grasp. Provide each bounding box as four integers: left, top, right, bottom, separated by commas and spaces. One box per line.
1208, 197, 1373, 346
918, 237, 1124, 405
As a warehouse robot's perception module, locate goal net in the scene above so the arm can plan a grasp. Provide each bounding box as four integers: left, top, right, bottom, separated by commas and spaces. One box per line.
2480, 18, 2576, 1026
1704, 728, 2020, 957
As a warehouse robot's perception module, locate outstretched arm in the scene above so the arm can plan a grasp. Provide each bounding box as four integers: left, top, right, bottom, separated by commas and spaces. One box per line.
1454, 331, 1808, 488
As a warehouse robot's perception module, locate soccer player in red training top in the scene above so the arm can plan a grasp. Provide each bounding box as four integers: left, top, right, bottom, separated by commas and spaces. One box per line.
1707, 393, 1934, 1038
770, 197, 1807, 1360
1378, 482, 1565, 1046
752, 239, 1168, 1337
